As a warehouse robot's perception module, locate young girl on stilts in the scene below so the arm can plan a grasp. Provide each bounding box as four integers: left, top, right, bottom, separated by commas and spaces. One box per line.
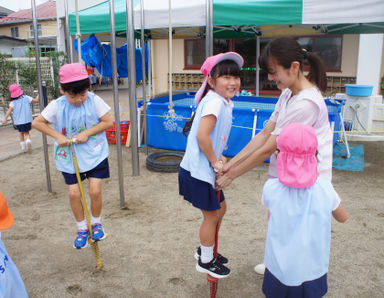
179, 52, 243, 278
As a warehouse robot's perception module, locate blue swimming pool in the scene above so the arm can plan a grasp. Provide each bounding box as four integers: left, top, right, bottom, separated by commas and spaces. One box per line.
145, 92, 342, 157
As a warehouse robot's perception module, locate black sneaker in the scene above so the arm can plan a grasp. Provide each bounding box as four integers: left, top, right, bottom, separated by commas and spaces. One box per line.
194, 246, 229, 265
196, 258, 231, 279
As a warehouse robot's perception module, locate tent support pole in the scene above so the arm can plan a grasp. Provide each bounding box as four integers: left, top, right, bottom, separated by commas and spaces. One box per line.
31, 0, 52, 193
126, 0, 140, 176
140, 0, 148, 155
168, 0, 174, 117
75, 0, 81, 63
64, 0, 73, 62
205, 0, 213, 57
256, 35, 260, 96
110, 0, 126, 209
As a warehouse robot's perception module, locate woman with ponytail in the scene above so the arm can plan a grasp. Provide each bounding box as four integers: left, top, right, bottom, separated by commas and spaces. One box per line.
215, 36, 334, 276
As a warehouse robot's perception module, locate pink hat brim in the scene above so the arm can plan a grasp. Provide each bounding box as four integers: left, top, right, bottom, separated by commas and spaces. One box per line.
194, 77, 208, 105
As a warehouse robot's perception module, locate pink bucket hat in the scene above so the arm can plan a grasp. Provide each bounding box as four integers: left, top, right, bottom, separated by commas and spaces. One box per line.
59, 63, 89, 84
195, 52, 244, 105
9, 84, 23, 98
276, 123, 318, 188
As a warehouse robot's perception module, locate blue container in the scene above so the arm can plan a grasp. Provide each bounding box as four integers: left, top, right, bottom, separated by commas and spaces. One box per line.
345, 84, 373, 97
146, 93, 343, 157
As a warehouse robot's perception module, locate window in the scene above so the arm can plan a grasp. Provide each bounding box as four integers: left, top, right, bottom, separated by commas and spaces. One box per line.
184, 39, 230, 69
40, 46, 56, 57
30, 24, 42, 37
11, 27, 19, 38
297, 35, 342, 72
184, 35, 342, 92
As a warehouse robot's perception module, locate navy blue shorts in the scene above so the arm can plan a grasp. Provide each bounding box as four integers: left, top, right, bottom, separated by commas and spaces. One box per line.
62, 158, 110, 185
178, 167, 225, 211
16, 123, 31, 132
262, 267, 328, 298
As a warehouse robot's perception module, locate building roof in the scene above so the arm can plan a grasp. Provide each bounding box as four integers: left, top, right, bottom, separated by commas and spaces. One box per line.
0, 35, 27, 44
0, 1, 56, 25
0, 6, 14, 18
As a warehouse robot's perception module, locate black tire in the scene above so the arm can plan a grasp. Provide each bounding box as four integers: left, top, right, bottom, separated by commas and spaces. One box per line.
146, 151, 184, 173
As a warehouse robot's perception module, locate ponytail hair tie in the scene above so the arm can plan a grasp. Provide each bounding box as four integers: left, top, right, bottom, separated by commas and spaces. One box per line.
302, 48, 308, 59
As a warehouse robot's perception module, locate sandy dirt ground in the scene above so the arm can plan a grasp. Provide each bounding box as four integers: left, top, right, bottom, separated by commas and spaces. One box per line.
0, 140, 383, 298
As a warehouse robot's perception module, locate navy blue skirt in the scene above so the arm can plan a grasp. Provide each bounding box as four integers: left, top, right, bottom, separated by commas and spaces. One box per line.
263, 268, 328, 298
178, 167, 225, 211
16, 123, 31, 132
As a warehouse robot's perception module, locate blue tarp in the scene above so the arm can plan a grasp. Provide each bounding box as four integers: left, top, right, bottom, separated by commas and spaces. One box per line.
74, 34, 148, 81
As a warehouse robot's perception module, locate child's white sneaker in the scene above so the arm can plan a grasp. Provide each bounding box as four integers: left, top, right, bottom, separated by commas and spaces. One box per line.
20, 141, 27, 152
25, 139, 32, 152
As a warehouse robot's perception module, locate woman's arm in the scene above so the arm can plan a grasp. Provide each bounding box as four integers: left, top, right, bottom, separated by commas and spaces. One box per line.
223, 120, 276, 171
216, 133, 277, 189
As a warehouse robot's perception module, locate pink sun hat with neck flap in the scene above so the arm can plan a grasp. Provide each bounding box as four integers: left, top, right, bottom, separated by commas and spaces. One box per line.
194, 52, 244, 105
9, 84, 23, 98
59, 63, 89, 84
276, 123, 319, 188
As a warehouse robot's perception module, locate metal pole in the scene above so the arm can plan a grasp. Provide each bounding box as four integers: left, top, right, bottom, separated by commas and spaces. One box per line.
126, 0, 140, 176
140, 0, 148, 155
147, 40, 152, 99
75, 0, 81, 63
31, 0, 52, 192
256, 35, 260, 96
205, 0, 213, 58
168, 0, 174, 118
110, 0, 126, 209
64, 0, 73, 63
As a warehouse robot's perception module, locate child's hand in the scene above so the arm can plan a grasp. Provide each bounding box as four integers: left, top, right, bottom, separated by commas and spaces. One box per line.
212, 160, 223, 174
219, 155, 227, 165
1, 119, 6, 125
56, 134, 71, 147
73, 131, 89, 144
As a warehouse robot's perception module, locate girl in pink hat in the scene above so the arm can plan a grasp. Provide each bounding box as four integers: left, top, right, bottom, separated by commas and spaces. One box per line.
32, 63, 113, 249
216, 37, 336, 275
178, 52, 243, 278
261, 123, 348, 298
2, 84, 39, 152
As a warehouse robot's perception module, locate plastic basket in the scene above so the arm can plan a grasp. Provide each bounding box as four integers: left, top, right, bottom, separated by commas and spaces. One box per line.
345, 84, 373, 97
106, 121, 130, 145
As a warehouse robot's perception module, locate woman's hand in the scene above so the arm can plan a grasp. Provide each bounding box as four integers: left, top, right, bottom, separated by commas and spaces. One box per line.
216, 167, 235, 189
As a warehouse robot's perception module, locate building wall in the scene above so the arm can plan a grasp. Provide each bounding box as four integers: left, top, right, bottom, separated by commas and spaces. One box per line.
0, 40, 26, 55
0, 20, 57, 39
151, 35, 371, 96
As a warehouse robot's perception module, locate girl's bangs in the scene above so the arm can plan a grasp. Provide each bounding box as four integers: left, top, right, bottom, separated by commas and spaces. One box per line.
214, 60, 241, 77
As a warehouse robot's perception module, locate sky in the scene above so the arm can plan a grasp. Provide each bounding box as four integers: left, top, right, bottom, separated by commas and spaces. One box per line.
2, 0, 47, 12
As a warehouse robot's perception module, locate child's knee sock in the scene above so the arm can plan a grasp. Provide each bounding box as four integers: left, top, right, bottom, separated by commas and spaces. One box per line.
91, 216, 101, 225
20, 141, 26, 150
76, 219, 88, 231
200, 244, 214, 263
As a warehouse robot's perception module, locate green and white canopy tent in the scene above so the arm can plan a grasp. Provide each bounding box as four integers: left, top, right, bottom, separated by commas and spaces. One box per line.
69, 0, 384, 34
